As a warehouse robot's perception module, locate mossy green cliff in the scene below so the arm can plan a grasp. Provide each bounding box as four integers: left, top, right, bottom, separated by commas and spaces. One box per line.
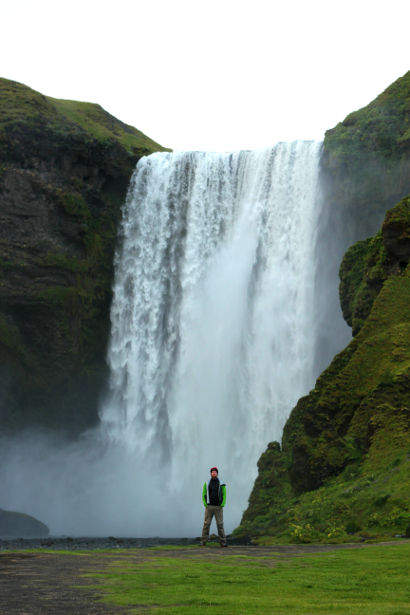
235, 197, 410, 543
313, 71, 410, 377
321, 70, 410, 241
236, 71, 410, 543
0, 78, 168, 433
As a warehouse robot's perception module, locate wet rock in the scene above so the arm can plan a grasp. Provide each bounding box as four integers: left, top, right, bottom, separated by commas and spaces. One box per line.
0, 508, 49, 538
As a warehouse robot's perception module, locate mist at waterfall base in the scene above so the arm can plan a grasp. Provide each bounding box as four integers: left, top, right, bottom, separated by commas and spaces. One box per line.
0, 142, 351, 537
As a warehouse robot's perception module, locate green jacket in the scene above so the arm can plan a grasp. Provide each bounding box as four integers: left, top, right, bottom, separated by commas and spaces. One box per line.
202, 480, 226, 507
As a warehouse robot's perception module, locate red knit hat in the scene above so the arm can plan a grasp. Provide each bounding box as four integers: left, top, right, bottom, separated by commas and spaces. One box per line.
210, 467, 218, 474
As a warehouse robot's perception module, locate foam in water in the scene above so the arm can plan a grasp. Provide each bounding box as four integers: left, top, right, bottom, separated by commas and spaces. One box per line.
0, 141, 331, 537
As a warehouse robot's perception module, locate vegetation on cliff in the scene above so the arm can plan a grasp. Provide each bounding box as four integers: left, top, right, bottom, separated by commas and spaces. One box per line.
321, 70, 410, 240
236, 72, 410, 544
235, 197, 410, 543
0, 78, 164, 157
325, 70, 410, 160
0, 78, 168, 433
340, 196, 410, 336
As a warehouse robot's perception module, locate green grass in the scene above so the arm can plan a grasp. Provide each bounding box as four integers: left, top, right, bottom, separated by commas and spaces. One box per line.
0, 76, 169, 154
51, 98, 166, 154
84, 544, 410, 614
324, 70, 410, 161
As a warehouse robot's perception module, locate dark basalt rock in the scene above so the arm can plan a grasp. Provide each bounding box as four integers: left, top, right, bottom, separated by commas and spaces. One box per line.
0, 77, 168, 434
0, 508, 49, 538
382, 196, 410, 264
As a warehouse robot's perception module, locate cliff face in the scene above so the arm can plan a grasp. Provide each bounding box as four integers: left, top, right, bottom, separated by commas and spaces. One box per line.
0, 78, 168, 434
313, 71, 410, 374
236, 197, 410, 543
236, 72, 410, 543
339, 197, 410, 336
321, 70, 410, 241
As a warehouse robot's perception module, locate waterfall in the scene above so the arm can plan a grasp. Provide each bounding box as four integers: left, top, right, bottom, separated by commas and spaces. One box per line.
0, 140, 352, 538
99, 141, 323, 534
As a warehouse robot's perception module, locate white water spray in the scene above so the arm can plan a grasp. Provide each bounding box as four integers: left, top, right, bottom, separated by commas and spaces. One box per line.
0, 141, 330, 537
100, 141, 323, 533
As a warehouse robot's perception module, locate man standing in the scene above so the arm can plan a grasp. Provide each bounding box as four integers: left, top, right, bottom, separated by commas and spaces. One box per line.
201, 466, 227, 547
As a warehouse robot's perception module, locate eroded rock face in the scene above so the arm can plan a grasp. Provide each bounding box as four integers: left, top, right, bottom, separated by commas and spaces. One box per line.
0, 508, 49, 538
382, 196, 410, 264
338, 196, 410, 336
0, 78, 167, 434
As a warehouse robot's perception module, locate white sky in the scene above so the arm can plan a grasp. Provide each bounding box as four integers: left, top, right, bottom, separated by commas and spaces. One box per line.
1, 0, 409, 151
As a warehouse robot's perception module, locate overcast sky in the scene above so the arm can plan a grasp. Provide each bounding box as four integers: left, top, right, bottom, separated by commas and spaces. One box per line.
1, 0, 409, 151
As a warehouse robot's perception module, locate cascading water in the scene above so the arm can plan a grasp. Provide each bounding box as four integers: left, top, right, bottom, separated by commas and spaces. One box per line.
99, 141, 323, 534
0, 140, 342, 537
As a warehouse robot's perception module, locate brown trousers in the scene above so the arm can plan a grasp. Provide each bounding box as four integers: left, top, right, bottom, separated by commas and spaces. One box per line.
201, 505, 227, 545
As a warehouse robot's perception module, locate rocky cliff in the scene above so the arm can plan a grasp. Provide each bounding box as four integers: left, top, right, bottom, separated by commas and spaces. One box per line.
0, 78, 168, 434
321, 70, 410, 241
313, 71, 410, 373
235, 196, 410, 543
235, 72, 410, 543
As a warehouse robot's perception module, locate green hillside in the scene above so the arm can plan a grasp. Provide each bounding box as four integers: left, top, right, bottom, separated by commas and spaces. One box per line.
235, 197, 410, 544
0, 78, 168, 433
0, 77, 167, 156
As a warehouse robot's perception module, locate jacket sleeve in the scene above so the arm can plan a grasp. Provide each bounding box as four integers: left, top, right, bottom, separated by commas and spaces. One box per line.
221, 484, 226, 507
202, 482, 207, 507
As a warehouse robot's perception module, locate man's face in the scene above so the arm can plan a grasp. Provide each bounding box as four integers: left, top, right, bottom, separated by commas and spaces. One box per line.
211, 470, 218, 479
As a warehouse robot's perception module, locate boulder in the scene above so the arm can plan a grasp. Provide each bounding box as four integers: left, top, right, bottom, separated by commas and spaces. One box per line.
0, 508, 49, 538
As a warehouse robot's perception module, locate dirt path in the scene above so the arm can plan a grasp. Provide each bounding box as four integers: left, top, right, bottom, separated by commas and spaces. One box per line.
0, 551, 130, 615
0, 542, 406, 614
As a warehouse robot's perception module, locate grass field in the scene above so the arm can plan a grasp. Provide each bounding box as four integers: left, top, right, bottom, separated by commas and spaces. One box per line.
86, 543, 410, 614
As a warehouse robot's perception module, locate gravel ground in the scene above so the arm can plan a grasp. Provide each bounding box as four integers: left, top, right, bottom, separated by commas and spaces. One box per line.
0, 538, 407, 614
0, 535, 200, 551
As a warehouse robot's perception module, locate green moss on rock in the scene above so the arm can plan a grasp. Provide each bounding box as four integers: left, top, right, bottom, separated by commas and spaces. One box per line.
321, 71, 410, 240
382, 195, 410, 263
60, 191, 90, 220
0, 78, 168, 157
339, 232, 391, 335
0, 77, 169, 434
339, 195, 410, 336
325, 70, 410, 162
235, 198, 410, 543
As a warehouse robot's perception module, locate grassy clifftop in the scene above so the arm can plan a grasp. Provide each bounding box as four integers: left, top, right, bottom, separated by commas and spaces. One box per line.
321, 70, 410, 241
325, 70, 410, 161
0, 77, 166, 157
0, 78, 167, 433
235, 197, 410, 543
